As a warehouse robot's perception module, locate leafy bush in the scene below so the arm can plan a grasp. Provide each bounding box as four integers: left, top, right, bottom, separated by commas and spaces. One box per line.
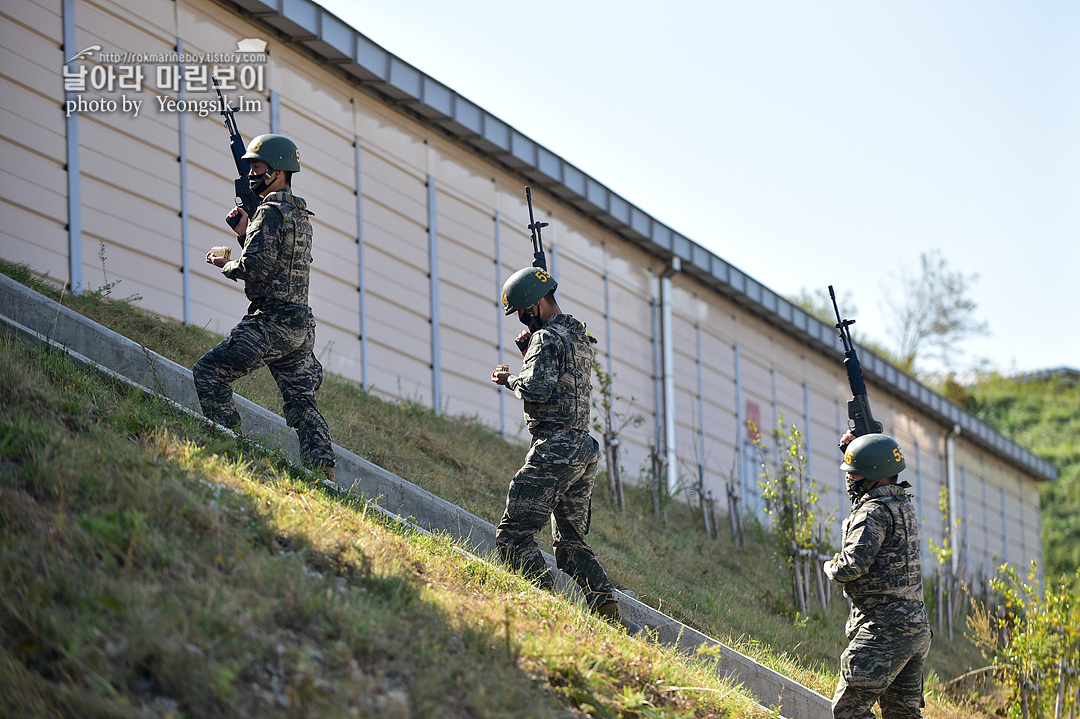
968, 562, 1080, 719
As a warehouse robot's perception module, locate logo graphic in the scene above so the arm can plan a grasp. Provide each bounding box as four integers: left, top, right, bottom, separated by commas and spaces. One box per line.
65, 45, 101, 64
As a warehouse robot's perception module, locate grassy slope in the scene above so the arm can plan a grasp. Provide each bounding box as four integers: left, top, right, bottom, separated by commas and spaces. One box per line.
0, 337, 771, 718
0, 261, 986, 716
955, 373, 1080, 581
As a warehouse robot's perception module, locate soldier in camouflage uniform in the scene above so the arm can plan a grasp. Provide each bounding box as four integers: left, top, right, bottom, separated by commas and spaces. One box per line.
491, 267, 637, 632
824, 433, 932, 719
194, 134, 335, 476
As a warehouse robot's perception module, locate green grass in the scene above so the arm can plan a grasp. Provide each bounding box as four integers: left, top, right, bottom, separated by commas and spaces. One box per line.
0, 337, 771, 718
0, 259, 995, 716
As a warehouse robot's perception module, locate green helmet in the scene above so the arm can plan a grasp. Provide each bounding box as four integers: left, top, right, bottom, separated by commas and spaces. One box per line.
241, 134, 301, 172
501, 267, 557, 316
841, 434, 907, 482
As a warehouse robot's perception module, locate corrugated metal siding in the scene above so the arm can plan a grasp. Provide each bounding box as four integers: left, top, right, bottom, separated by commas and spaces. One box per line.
1022, 481, 1042, 570
358, 137, 431, 403
1, 0, 75, 285
965, 465, 990, 577
805, 364, 844, 514
603, 244, 660, 467
435, 183, 500, 422
0, 0, 68, 282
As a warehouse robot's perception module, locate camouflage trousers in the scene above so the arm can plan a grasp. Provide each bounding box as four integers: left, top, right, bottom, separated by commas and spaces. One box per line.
832, 604, 932, 719
495, 433, 617, 610
193, 311, 335, 468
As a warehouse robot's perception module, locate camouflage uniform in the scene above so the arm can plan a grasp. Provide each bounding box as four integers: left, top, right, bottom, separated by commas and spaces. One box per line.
496, 314, 617, 610
193, 189, 335, 469
828, 484, 932, 719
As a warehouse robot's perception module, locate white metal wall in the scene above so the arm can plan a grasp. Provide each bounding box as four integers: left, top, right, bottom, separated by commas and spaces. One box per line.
0, 0, 1047, 576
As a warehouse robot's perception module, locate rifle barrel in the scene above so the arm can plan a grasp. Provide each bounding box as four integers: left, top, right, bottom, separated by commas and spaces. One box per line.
524, 186, 548, 271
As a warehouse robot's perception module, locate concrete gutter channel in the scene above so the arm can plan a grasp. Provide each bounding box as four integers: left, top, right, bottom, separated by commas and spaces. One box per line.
0, 273, 832, 718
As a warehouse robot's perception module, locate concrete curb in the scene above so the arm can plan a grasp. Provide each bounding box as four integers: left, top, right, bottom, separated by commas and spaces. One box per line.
0, 272, 833, 719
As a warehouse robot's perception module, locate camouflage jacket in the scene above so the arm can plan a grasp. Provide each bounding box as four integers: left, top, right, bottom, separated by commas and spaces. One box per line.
223, 189, 313, 318
831, 483, 926, 636
507, 314, 597, 449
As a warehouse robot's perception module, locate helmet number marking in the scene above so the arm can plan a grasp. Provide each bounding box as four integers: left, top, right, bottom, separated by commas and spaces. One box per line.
534, 270, 549, 282
893, 447, 904, 463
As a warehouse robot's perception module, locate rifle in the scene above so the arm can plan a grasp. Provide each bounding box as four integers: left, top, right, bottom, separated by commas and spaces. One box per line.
829, 285, 883, 438
212, 76, 261, 230
525, 186, 548, 271
512, 187, 551, 354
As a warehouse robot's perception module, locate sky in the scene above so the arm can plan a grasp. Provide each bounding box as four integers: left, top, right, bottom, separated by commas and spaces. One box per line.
319, 0, 1079, 376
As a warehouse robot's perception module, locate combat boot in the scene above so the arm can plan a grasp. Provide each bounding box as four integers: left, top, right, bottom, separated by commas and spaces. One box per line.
596, 601, 642, 636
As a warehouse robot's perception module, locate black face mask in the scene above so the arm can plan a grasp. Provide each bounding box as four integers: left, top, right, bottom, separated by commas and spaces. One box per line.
248, 170, 275, 195
519, 306, 544, 332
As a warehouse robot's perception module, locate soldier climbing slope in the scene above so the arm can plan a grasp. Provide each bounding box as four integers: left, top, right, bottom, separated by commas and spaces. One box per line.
194, 133, 335, 479
491, 266, 639, 634
824, 432, 932, 718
